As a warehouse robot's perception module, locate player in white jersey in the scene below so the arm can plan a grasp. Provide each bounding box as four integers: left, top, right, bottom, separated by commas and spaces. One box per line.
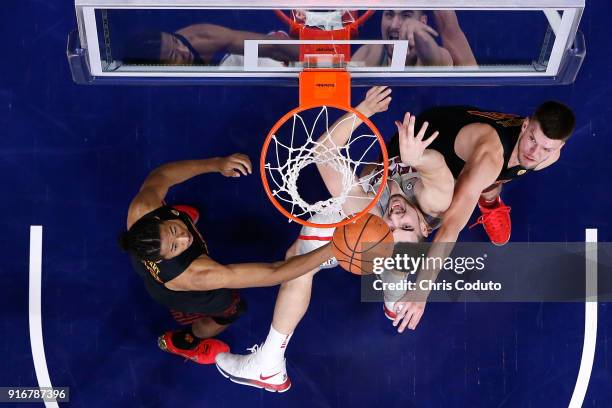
215, 87, 455, 391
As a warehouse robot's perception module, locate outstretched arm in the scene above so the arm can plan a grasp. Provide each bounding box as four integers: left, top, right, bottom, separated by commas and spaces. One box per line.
391, 141, 502, 332
165, 242, 334, 291
400, 19, 452, 66
432, 10, 476, 66
127, 154, 252, 228
431, 145, 501, 243
394, 112, 454, 215
315, 86, 391, 152
413, 28, 453, 66
314, 86, 392, 215
178, 24, 299, 63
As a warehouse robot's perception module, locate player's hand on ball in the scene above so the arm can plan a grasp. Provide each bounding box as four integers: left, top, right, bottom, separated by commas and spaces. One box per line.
392, 291, 427, 333
356, 86, 392, 118
396, 112, 439, 168
217, 153, 252, 177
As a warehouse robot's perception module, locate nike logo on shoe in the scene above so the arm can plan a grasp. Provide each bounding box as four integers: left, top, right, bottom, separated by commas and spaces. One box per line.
259, 372, 280, 381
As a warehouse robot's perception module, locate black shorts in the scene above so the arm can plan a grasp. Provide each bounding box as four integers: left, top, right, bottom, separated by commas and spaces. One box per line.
170, 290, 247, 326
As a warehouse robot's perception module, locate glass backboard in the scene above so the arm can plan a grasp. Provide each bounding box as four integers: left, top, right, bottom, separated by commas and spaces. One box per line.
68, 0, 586, 85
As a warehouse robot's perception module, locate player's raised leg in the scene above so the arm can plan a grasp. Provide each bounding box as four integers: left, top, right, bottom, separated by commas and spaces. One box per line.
216, 215, 337, 392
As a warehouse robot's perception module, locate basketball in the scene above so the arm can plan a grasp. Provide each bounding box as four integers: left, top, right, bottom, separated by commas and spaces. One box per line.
331, 214, 394, 275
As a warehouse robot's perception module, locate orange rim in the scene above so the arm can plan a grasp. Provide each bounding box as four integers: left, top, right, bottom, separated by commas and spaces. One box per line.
274, 9, 297, 29
273, 9, 375, 34
260, 103, 389, 229
349, 10, 375, 29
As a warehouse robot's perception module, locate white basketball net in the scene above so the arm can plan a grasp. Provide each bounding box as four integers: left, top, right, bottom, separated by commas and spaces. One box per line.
264, 106, 384, 222
293, 10, 355, 31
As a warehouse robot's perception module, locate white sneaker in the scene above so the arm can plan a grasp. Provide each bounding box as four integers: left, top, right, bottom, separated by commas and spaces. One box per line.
215, 344, 291, 392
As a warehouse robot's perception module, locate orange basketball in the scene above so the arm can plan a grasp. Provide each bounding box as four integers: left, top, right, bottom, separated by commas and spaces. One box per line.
332, 214, 394, 275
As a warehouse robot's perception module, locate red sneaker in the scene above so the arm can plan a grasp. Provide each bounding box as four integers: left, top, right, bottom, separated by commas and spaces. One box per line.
157, 331, 229, 364
172, 205, 200, 224
469, 197, 511, 246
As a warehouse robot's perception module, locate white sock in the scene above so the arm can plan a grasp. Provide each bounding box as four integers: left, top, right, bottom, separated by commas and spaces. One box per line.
381, 269, 407, 310
258, 325, 292, 367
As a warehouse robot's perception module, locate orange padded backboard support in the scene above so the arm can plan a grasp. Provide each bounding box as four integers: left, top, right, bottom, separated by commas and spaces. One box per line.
299, 69, 351, 108
298, 27, 352, 62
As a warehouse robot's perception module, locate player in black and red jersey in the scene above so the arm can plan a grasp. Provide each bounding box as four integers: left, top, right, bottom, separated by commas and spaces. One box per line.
119, 154, 332, 365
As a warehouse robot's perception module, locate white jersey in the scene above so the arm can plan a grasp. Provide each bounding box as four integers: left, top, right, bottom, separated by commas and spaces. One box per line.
364, 156, 442, 231
294, 157, 440, 268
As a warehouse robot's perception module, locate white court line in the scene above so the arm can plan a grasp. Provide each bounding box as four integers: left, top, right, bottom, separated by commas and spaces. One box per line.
568, 229, 598, 408
25, 226, 597, 407
29, 226, 60, 408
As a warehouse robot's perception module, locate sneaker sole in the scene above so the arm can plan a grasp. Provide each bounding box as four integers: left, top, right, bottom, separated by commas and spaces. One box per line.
158, 335, 227, 364
157, 335, 198, 362
157, 336, 169, 352
489, 234, 510, 246
215, 363, 291, 393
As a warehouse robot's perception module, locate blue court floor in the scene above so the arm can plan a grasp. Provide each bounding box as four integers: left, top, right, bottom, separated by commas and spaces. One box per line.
1, 2, 612, 407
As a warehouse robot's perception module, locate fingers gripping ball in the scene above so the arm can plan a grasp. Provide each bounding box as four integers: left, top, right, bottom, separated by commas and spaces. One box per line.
332, 214, 394, 275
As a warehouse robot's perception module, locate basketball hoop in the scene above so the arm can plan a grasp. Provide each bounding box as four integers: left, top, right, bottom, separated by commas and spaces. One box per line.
274, 9, 374, 62
262, 9, 386, 229
274, 9, 374, 34
261, 59, 388, 228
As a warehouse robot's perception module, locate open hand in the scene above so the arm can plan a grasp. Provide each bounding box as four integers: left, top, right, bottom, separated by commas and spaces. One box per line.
217, 153, 252, 177
356, 86, 392, 118
400, 18, 439, 45
396, 112, 439, 168
392, 291, 427, 333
